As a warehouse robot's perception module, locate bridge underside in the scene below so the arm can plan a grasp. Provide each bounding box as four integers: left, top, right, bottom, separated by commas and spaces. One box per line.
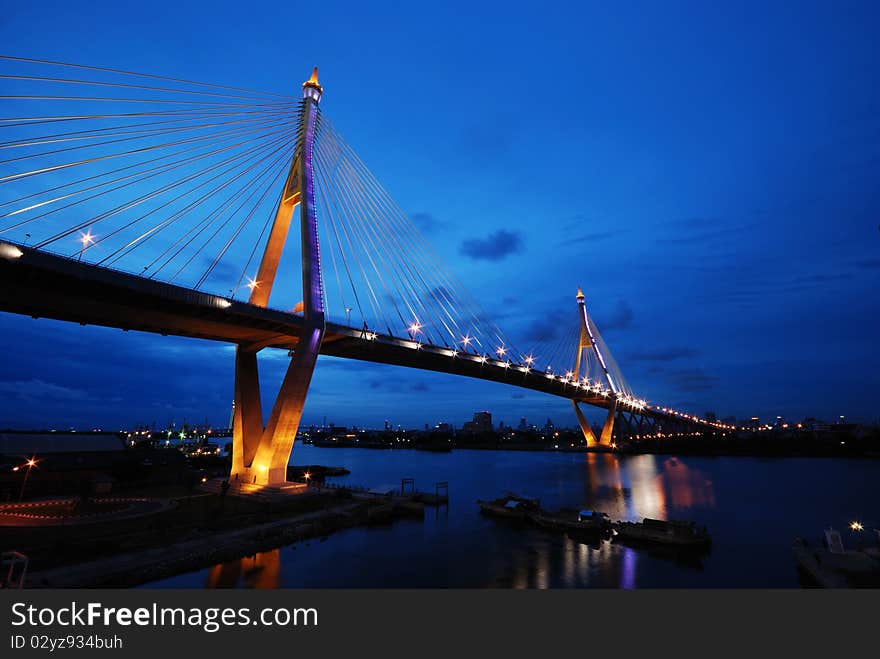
0, 244, 309, 349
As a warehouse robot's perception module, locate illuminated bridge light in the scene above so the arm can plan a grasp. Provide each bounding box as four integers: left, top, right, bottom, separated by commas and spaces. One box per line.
479, 355, 488, 363
0, 243, 23, 260
524, 355, 535, 365
461, 335, 472, 348
79, 230, 95, 247
246, 277, 260, 291
408, 322, 423, 334
451, 349, 458, 358
496, 345, 507, 357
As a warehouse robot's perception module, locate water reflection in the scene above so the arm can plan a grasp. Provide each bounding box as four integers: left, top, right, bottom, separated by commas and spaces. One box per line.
585, 454, 715, 522
620, 547, 637, 589
621, 455, 667, 521
501, 531, 644, 589
142, 446, 874, 588
659, 457, 715, 510
206, 548, 281, 589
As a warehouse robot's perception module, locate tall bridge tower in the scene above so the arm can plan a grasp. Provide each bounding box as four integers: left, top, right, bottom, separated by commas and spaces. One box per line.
571, 288, 618, 446
230, 68, 326, 486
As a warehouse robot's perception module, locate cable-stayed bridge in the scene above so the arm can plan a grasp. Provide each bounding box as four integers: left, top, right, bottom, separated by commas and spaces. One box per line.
0, 57, 732, 487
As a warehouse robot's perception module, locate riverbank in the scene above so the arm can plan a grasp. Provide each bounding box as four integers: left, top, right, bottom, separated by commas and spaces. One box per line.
4, 475, 430, 587
25, 495, 416, 588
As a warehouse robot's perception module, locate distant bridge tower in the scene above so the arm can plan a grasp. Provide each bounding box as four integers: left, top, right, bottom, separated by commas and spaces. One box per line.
230, 68, 326, 486
571, 288, 618, 446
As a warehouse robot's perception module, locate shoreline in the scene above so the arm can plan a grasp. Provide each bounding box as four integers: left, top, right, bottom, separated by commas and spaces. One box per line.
302, 442, 880, 459
24, 494, 419, 588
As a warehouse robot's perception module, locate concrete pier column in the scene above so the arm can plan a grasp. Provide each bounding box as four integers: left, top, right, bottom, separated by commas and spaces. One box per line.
572, 400, 599, 446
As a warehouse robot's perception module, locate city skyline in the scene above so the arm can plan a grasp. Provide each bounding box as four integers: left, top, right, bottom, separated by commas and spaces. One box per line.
0, 1, 878, 429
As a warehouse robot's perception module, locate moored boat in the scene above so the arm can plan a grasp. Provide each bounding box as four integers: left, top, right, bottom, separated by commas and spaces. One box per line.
477, 494, 540, 520
529, 508, 611, 534
614, 518, 710, 547
793, 527, 880, 588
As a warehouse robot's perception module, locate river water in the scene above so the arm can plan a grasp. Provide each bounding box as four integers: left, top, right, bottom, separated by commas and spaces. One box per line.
146, 444, 879, 588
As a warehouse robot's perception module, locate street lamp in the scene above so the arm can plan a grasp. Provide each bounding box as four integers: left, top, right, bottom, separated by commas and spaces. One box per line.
18, 456, 38, 503
78, 230, 94, 260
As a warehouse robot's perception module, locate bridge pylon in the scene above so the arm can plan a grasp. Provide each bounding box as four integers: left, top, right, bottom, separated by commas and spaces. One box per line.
571, 288, 618, 447
230, 68, 326, 487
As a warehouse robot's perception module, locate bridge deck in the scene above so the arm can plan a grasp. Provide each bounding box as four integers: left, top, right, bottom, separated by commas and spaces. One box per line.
0, 241, 665, 417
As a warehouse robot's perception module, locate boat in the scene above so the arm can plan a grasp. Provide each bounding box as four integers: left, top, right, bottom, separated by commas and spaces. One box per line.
529, 508, 611, 534
793, 527, 880, 588
476, 494, 540, 520
614, 518, 711, 547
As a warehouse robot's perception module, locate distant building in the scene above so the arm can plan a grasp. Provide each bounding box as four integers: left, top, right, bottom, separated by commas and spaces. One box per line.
462, 411, 493, 434
473, 411, 492, 433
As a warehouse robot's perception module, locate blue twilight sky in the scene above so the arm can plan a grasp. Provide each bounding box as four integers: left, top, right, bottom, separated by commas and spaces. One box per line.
0, 0, 878, 430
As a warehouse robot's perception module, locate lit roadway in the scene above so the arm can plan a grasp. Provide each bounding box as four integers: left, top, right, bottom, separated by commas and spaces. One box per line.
0, 240, 705, 424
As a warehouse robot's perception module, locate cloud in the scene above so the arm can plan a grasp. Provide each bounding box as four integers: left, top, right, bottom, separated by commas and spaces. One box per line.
459, 229, 523, 261
669, 368, 718, 392
0, 379, 87, 401
410, 212, 445, 233
198, 256, 240, 289
517, 303, 570, 344
362, 373, 430, 394
656, 217, 757, 245
557, 230, 616, 248
628, 347, 698, 362
517, 298, 632, 345
601, 300, 634, 331
555, 214, 620, 247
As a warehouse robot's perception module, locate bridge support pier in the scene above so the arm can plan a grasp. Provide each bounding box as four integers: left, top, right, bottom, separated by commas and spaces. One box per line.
231, 326, 323, 486
571, 401, 598, 446
231, 347, 263, 479
599, 399, 617, 445
228, 67, 326, 488
571, 399, 618, 447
